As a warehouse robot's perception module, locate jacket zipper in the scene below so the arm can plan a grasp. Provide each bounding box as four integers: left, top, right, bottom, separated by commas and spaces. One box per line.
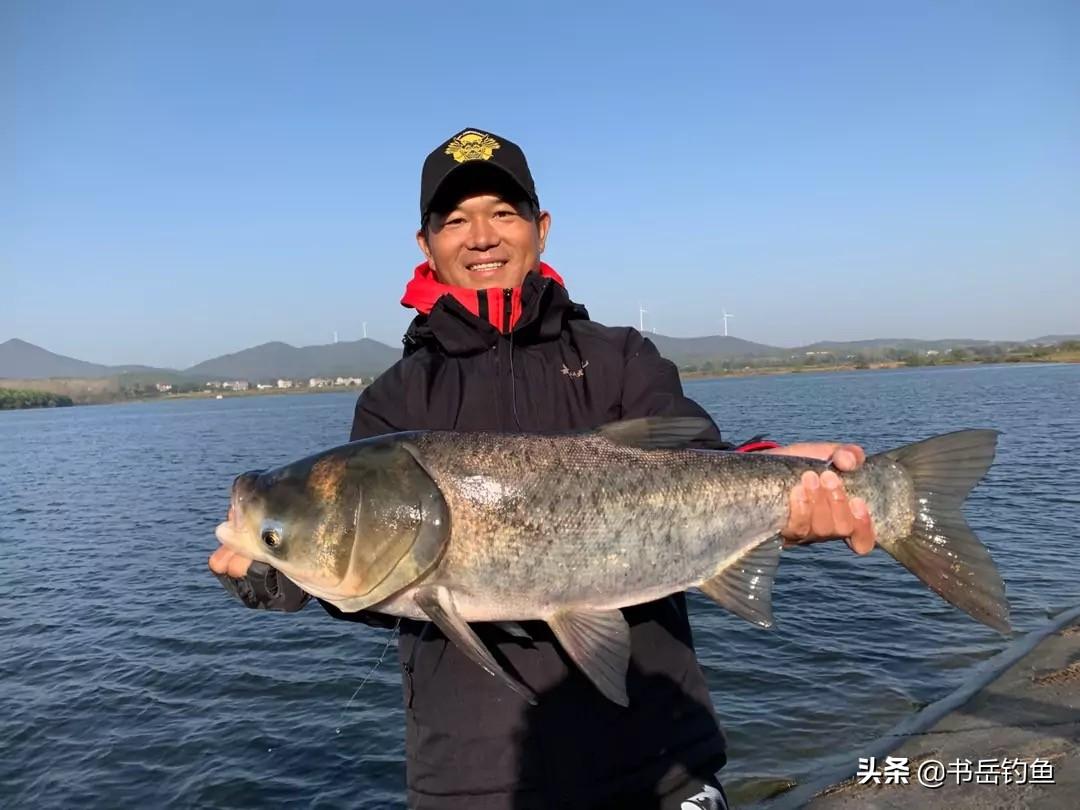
502, 288, 512, 333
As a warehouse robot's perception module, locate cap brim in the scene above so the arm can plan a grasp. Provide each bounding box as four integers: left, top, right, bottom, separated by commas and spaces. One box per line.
424, 162, 536, 217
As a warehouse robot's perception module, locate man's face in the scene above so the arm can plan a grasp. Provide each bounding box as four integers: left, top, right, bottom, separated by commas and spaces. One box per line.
417, 190, 551, 290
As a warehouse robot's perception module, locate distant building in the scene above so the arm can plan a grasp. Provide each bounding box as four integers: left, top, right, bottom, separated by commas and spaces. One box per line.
256, 383, 274, 390
309, 377, 333, 388
335, 376, 364, 386
204, 381, 222, 389
276, 379, 294, 389
926, 350, 940, 356
155, 383, 173, 392
222, 380, 249, 391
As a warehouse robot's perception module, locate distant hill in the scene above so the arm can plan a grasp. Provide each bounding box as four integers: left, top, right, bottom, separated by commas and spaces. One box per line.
185, 339, 402, 381
1030, 334, 1080, 345
0, 338, 171, 379
647, 334, 782, 364
4, 329, 1076, 381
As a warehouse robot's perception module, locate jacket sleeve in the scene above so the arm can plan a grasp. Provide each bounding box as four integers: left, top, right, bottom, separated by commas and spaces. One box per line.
620, 329, 733, 450
214, 561, 310, 612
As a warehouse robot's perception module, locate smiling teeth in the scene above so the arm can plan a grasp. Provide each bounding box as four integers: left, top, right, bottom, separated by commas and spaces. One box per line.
468, 262, 505, 271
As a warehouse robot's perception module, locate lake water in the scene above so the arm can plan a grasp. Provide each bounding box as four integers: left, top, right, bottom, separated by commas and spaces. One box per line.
2, 364, 1078, 808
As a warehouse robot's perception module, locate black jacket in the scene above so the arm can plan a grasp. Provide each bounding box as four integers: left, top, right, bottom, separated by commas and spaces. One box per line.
221, 271, 736, 809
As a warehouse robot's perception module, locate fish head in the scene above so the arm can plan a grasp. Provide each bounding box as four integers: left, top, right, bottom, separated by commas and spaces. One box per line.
215, 438, 449, 609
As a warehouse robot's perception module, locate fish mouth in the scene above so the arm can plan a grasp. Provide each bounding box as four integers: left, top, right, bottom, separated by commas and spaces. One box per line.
214, 502, 247, 554
214, 519, 241, 551
215, 476, 258, 556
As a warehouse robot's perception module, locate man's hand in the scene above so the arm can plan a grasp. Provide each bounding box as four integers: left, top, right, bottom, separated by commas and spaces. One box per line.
765, 443, 876, 555
209, 544, 254, 578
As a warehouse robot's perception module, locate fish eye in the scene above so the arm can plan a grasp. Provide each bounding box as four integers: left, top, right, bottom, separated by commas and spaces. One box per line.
260, 524, 283, 550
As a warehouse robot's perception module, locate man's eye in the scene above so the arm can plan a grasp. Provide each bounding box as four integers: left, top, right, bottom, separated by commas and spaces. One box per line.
445, 216, 466, 226
494, 210, 516, 219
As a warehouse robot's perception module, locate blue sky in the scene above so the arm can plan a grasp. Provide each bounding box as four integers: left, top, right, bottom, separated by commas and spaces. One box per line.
6, 1, 1078, 368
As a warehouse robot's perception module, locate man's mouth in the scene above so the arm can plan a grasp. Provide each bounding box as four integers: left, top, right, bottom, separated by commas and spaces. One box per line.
466, 260, 507, 272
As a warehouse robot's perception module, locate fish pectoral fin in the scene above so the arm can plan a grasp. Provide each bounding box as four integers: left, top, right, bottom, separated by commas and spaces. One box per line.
413, 586, 538, 705
548, 608, 632, 707
698, 533, 783, 628
597, 417, 712, 450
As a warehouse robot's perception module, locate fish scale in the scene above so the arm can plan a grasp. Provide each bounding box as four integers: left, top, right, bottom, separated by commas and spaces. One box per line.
409, 432, 799, 606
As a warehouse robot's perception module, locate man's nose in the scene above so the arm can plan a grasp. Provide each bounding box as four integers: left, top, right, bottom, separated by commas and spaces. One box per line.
465, 217, 499, 250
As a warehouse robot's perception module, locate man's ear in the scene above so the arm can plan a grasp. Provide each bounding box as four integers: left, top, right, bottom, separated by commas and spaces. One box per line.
416, 229, 436, 271
536, 210, 551, 255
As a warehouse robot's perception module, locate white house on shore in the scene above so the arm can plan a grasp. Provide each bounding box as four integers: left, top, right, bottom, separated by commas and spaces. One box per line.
276, 379, 294, 389
335, 376, 364, 386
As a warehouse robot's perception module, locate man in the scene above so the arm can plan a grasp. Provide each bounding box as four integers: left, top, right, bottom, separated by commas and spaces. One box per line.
209, 128, 875, 809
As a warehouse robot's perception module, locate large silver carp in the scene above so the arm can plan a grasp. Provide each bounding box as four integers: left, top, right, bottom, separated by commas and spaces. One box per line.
215, 418, 1009, 706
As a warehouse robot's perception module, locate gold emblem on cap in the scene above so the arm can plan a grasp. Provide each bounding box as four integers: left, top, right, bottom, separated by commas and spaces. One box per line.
445, 131, 501, 163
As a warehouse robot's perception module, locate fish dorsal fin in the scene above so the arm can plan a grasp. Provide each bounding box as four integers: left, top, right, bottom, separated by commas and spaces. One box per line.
698, 533, 783, 628
598, 417, 712, 450
548, 608, 632, 707
414, 585, 537, 705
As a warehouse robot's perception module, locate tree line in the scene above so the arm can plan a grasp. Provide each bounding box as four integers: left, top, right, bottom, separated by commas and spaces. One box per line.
677, 341, 1080, 375
0, 389, 75, 410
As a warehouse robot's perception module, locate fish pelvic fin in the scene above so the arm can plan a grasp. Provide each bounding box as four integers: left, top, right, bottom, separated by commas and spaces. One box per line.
548, 608, 632, 707
493, 621, 533, 641
414, 586, 538, 705
597, 417, 712, 450
878, 429, 1011, 634
698, 533, 783, 628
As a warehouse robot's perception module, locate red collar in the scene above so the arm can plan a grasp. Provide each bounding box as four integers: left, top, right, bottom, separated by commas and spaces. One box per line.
400, 262, 565, 333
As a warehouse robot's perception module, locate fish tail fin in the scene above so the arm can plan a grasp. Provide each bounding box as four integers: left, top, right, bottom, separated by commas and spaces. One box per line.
876, 429, 1011, 633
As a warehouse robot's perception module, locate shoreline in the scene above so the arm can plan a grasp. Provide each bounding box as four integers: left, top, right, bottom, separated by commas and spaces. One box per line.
679, 355, 1079, 382
0, 384, 366, 410
2, 356, 1077, 410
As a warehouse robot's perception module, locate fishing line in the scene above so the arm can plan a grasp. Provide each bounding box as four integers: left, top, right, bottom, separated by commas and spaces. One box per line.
335, 619, 401, 734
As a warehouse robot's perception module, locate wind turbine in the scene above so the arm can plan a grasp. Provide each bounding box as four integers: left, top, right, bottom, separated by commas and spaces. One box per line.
639, 304, 648, 333
362, 322, 368, 339
722, 310, 734, 337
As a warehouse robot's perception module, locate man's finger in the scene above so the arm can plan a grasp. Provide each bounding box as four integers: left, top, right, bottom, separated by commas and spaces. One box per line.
809, 473, 834, 538
226, 552, 252, 578
831, 444, 865, 472
208, 545, 232, 574
823, 472, 855, 538
784, 477, 813, 541
848, 497, 876, 554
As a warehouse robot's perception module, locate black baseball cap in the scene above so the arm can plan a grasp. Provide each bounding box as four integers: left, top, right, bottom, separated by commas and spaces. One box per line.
420, 128, 539, 221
